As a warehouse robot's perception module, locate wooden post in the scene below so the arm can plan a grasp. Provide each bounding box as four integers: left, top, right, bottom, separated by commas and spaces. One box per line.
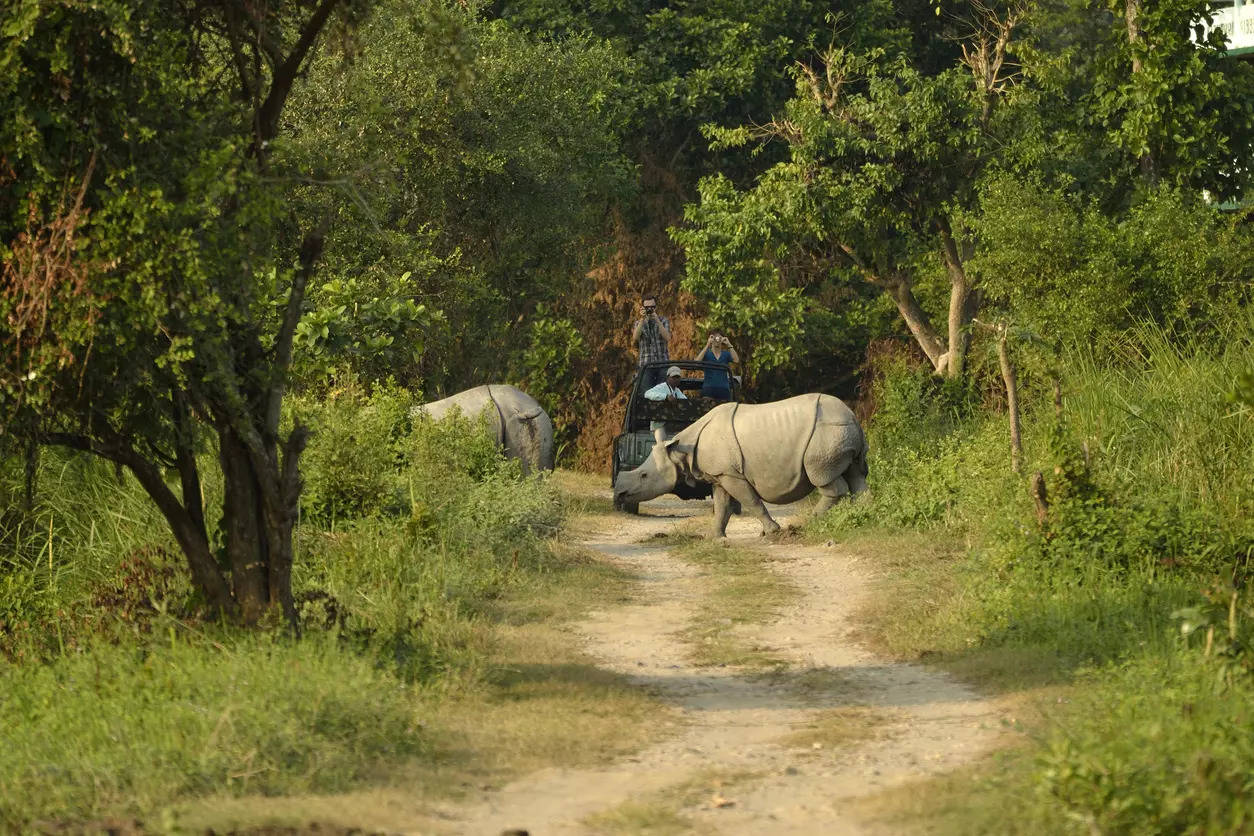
997, 328, 1023, 474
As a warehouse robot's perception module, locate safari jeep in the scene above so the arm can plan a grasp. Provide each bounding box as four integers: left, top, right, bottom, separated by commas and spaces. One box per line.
611, 360, 743, 513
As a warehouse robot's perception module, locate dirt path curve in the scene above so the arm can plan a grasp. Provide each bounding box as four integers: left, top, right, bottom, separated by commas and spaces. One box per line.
431, 499, 1004, 835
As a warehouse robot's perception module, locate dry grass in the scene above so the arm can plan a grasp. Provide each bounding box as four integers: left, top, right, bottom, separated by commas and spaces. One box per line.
552, 467, 616, 517
581, 768, 756, 835
672, 539, 799, 668
777, 704, 899, 752
840, 697, 1070, 836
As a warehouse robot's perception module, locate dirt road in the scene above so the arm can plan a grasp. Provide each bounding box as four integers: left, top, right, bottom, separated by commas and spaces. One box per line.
434, 497, 1003, 835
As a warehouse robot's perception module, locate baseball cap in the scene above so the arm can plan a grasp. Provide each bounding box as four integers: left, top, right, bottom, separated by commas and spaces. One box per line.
666, 366, 682, 377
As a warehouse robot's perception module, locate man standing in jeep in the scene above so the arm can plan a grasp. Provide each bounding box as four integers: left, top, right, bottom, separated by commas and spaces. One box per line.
630, 293, 671, 389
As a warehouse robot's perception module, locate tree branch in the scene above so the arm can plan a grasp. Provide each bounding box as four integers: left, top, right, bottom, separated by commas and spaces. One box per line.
172, 390, 208, 543
254, 0, 343, 151
266, 217, 328, 436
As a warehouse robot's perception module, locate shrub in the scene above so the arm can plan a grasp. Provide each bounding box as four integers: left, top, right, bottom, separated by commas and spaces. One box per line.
297, 383, 416, 522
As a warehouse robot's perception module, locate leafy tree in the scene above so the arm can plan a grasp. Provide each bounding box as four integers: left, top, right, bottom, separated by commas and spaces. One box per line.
676, 2, 1030, 380
1096, 0, 1254, 194
286, 5, 634, 392
1004, 0, 1254, 204
675, 0, 1254, 384
972, 175, 1254, 347
1, 0, 382, 624
488, 0, 900, 405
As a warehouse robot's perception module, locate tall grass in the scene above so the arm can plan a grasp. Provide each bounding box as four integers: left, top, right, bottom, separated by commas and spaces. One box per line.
1062, 321, 1254, 517
809, 318, 1254, 831
0, 631, 426, 826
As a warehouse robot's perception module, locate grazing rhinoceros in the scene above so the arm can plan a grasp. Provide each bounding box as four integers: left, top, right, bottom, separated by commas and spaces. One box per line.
612, 394, 868, 536
417, 385, 555, 475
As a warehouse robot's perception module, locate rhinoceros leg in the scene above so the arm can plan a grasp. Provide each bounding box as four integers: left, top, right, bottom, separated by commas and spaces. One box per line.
711, 484, 735, 537
812, 476, 850, 516
717, 476, 780, 536
806, 442, 860, 517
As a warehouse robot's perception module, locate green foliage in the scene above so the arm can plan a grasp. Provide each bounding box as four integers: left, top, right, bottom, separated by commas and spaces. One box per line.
294, 383, 550, 524
288, 2, 633, 390
0, 383, 564, 823
1038, 654, 1254, 834
490, 0, 873, 156
523, 308, 586, 453
973, 178, 1254, 347
813, 318, 1254, 830
1088, 0, 1254, 200
293, 269, 448, 388
296, 385, 418, 522
674, 22, 1015, 377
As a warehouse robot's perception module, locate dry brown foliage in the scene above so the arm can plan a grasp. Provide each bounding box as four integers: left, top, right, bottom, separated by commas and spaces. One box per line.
1, 153, 101, 390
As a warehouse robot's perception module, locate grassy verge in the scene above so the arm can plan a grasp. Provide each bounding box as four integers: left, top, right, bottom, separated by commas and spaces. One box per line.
0, 385, 666, 830
174, 543, 669, 832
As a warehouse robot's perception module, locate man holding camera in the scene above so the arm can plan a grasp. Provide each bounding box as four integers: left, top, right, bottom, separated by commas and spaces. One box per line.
631, 293, 672, 389
696, 329, 739, 401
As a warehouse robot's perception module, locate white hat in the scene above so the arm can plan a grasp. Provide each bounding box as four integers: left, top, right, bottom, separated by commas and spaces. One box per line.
666, 365, 682, 377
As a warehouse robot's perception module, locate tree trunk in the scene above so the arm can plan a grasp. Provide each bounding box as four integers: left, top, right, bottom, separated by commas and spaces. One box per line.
1124, 0, 1156, 179
264, 428, 307, 631
219, 425, 272, 624
884, 275, 948, 372
1030, 471, 1049, 527
1124, 0, 1143, 74
217, 419, 306, 628
125, 448, 237, 615
23, 439, 39, 511
938, 218, 979, 379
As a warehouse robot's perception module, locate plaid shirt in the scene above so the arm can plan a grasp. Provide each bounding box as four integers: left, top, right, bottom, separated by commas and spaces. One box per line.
635, 315, 671, 366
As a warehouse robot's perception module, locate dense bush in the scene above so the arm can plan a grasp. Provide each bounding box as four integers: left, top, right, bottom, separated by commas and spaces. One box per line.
1039, 650, 1254, 834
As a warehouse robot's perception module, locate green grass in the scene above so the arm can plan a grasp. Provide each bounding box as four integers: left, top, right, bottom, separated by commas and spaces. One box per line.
0, 630, 427, 826
0, 398, 666, 829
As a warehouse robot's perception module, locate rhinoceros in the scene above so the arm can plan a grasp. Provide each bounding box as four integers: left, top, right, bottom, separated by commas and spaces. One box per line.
612, 394, 868, 536
417, 385, 555, 475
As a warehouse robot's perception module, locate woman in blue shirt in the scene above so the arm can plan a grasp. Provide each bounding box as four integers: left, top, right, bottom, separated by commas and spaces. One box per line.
696, 330, 739, 401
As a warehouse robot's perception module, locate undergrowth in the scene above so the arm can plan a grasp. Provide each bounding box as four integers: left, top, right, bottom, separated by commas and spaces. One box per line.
809, 321, 1254, 832
0, 383, 572, 827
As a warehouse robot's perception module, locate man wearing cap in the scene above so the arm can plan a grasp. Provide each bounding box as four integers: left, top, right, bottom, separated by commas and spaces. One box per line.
643, 366, 687, 433
644, 366, 687, 403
